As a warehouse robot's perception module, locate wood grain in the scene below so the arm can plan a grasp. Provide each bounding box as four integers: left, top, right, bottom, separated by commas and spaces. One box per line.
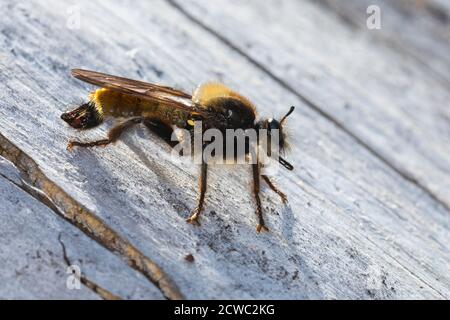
170, 0, 450, 211
0, 0, 448, 299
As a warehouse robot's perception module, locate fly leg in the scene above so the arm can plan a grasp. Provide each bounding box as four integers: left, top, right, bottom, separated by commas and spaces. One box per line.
144, 119, 206, 226
67, 117, 143, 150
143, 119, 178, 148
262, 175, 288, 204
252, 163, 269, 232
186, 161, 208, 226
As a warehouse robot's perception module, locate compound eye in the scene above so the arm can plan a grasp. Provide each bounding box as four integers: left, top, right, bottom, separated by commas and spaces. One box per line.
268, 119, 280, 130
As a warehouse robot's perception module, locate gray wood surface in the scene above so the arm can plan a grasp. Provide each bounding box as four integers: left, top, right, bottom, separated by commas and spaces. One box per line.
0, 157, 164, 299
172, 0, 450, 210
316, 0, 450, 86
0, 0, 448, 299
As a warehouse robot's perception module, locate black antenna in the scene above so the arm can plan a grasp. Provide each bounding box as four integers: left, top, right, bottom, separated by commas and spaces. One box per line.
280, 106, 295, 124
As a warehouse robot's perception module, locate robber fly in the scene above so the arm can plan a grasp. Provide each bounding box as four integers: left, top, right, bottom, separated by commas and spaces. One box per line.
61, 69, 294, 232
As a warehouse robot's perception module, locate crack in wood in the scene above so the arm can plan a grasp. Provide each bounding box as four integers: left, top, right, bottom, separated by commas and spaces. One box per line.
57, 233, 121, 300
0, 132, 184, 300
0, 168, 120, 299
166, 0, 450, 215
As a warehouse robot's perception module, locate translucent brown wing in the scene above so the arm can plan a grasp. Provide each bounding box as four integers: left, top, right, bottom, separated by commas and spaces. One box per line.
71, 69, 209, 116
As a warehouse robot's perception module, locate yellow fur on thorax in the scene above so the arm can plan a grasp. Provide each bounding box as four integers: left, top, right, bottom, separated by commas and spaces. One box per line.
193, 82, 256, 111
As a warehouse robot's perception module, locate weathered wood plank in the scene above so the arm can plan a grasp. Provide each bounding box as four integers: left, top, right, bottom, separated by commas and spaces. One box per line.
315, 0, 450, 86
0, 0, 448, 299
171, 0, 450, 211
0, 158, 164, 299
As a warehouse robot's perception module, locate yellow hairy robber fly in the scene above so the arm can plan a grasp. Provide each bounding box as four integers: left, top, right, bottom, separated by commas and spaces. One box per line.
62, 69, 295, 232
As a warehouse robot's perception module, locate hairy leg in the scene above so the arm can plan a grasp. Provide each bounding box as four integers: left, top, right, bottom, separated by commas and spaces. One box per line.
262, 175, 287, 204
67, 117, 144, 150
143, 119, 178, 148
186, 161, 208, 226
252, 163, 269, 232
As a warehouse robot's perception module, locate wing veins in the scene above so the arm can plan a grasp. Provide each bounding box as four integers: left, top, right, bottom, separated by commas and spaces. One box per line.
71, 69, 209, 116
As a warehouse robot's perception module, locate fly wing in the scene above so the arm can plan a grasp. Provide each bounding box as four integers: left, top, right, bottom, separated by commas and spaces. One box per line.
71, 69, 209, 116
